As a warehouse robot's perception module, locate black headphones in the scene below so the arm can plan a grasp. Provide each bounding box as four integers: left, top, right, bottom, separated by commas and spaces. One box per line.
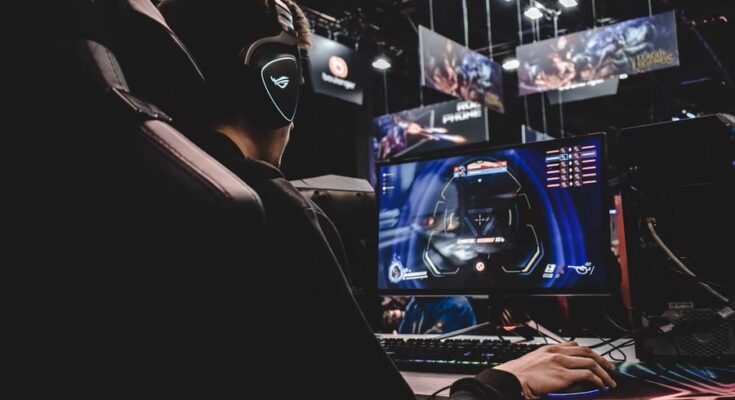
238, 0, 304, 130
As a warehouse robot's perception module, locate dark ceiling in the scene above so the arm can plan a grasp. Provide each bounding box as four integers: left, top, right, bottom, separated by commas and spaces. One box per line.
297, 0, 734, 139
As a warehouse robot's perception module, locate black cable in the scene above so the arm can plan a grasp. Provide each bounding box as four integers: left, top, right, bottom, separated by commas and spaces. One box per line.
427, 384, 453, 400
608, 347, 627, 362
587, 333, 631, 350
646, 218, 730, 304
629, 186, 732, 303
604, 314, 633, 334
599, 339, 635, 362
525, 313, 561, 344
587, 330, 632, 362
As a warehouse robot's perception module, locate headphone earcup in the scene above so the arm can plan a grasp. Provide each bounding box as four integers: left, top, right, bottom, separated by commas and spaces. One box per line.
240, 50, 301, 130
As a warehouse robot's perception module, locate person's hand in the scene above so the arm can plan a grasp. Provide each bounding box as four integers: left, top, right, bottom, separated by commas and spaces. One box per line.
489, 341, 616, 399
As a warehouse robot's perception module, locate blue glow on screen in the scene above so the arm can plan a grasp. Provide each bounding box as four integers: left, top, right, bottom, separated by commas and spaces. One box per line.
377, 136, 609, 293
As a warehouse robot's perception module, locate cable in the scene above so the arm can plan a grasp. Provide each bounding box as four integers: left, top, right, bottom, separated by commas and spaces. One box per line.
587, 334, 631, 350
630, 186, 733, 301
628, 185, 656, 212
433, 322, 490, 340
485, 0, 493, 59
604, 314, 633, 334
536, 319, 549, 344
428, 0, 434, 31
587, 332, 631, 363
462, 0, 469, 46
599, 339, 635, 362
427, 384, 453, 400
525, 314, 562, 343
646, 218, 730, 304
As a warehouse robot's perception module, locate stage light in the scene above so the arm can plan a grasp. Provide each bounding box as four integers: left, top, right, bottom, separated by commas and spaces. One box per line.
502, 58, 520, 71
372, 57, 391, 71
619, 73, 628, 79
524, 7, 543, 20
559, 0, 577, 8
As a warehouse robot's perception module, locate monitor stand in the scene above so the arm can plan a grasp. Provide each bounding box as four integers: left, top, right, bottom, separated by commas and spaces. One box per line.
434, 295, 565, 343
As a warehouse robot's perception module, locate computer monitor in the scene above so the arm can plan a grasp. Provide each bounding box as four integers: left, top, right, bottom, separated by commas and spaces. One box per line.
376, 133, 614, 295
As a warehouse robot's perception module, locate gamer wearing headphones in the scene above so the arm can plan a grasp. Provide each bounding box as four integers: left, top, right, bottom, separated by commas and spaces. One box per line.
159, 1, 616, 398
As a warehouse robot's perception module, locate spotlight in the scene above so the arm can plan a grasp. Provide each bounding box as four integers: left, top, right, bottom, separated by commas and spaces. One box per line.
619, 73, 628, 79
502, 58, 520, 71
524, 7, 543, 20
559, 0, 577, 7
372, 57, 391, 71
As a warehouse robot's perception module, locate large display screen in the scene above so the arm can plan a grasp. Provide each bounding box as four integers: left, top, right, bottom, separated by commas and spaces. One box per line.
517, 11, 679, 95
420, 26, 505, 113
377, 134, 612, 294
372, 100, 488, 160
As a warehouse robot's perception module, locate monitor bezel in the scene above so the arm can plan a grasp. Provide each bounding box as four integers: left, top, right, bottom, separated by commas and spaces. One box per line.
375, 132, 616, 297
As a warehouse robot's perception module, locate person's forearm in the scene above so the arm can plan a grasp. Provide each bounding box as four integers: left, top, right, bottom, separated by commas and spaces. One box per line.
448, 370, 523, 400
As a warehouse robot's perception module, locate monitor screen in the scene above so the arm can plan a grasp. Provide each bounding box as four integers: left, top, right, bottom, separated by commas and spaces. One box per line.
376, 133, 612, 295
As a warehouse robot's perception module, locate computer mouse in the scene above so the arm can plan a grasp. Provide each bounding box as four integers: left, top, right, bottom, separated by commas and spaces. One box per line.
544, 381, 612, 399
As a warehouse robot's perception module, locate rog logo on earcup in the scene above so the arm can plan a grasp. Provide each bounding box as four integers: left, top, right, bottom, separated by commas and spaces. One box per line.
270, 76, 290, 89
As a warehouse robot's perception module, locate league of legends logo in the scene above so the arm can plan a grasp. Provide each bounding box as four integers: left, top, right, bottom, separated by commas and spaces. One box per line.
632, 50, 676, 71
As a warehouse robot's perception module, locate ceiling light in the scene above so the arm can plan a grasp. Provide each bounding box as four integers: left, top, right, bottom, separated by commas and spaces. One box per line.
502, 58, 520, 71
559, 0, 578, 8
372, 57, 391, 71
524, 7, 543, 20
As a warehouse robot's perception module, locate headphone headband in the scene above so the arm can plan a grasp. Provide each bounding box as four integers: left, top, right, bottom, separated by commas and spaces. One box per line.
271, 0, 296, 35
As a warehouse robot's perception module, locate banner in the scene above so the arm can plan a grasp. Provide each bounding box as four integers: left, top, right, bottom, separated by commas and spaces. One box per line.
546, 78, 619, 104
307, 34, 365, 105
420, 26, 505, 113
369, 100, 489, 185
517, 11, 679, 95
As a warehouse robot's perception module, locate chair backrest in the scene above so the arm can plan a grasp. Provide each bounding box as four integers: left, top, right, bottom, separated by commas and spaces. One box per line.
56, 0, 270, 371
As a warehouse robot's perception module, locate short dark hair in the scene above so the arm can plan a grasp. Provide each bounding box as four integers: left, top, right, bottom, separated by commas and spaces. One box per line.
159, 0, 311, 124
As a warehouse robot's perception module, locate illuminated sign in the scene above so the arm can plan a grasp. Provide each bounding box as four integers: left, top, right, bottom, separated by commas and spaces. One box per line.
308, 34, 365, 105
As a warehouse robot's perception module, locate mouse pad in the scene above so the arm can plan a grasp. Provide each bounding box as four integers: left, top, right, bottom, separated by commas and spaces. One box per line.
595, 363, 735, 399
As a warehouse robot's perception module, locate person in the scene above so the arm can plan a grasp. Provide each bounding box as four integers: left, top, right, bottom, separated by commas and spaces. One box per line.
399, 296, 477, 334
159, 0, 617, 398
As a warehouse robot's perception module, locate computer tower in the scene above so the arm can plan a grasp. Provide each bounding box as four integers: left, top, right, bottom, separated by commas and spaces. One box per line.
620, 114, 735, 362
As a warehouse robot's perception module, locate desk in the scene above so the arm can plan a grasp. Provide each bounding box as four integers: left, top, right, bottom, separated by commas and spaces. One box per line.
380, 334, 735, 399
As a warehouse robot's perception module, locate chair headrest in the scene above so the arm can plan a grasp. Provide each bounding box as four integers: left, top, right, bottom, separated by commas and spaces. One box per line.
70, 0, 207, 125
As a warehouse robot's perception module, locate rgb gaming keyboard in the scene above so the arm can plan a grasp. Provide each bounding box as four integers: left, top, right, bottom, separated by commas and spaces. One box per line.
379, 337, 543, 374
